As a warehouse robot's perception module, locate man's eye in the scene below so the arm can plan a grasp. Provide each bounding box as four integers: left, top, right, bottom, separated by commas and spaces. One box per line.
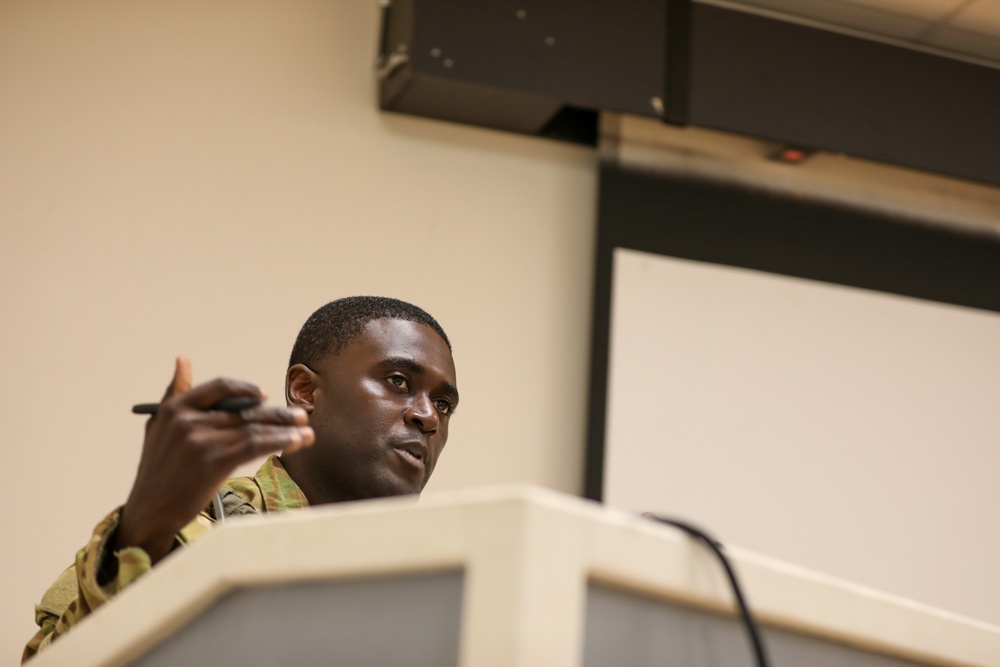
388, 375, 408, 390
434, 399, 454, 415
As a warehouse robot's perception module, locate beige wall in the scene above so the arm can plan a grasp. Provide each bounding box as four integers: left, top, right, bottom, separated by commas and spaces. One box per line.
1, 1, 596, 661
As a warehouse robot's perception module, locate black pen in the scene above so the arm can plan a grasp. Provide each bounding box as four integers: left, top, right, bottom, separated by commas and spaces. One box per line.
131, 397, 262, 415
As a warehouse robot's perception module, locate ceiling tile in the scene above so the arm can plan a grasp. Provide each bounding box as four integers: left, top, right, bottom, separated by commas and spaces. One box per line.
723, 0, 1000, 65
920, 23, 1000, 61
729, 0, 938, 39
947, 0, 1000, 36
842, 0, 969, 22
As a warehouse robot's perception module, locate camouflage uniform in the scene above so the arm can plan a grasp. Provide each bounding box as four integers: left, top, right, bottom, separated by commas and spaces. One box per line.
23, 456, 308, 663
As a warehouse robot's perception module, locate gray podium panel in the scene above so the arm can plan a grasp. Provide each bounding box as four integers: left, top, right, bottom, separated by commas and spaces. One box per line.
584, 584, 927, 667
132, 570, 463, 667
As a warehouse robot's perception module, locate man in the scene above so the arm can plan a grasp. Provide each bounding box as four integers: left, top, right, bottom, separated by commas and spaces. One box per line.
24, 296, 459, 661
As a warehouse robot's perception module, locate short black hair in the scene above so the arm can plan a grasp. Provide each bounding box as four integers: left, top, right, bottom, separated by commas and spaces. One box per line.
289, 296, 451, 369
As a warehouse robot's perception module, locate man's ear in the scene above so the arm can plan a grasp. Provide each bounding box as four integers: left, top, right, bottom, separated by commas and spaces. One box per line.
285, 364, 318, 412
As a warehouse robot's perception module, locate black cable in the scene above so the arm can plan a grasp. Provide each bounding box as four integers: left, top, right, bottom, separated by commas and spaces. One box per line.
644, 513, 770, 667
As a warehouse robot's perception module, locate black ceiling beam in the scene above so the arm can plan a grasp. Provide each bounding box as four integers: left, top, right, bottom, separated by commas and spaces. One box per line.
378, 0, 1000, 187
686, 4, 1000, 187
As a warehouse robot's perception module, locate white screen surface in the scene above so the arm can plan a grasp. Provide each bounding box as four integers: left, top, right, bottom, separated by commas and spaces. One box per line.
605, 248, 1000, 624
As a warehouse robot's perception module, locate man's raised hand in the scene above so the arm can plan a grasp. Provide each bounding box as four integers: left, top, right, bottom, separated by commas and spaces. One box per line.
116, 357, 314, 563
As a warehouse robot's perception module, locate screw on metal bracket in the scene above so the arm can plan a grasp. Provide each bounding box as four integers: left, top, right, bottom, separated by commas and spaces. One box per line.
376, 43, 410, 81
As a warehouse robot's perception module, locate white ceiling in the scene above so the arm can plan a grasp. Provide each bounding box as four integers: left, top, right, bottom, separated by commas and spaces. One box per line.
718, 0, 1000, 66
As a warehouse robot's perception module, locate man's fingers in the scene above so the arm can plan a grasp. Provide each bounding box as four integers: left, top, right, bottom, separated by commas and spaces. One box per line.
241, 405, 310, 426
205, 423, 315, 467
233, 423, 315, 454
189, 420, 316, 454
172, 376, 266, 412
195, 405, 310, 427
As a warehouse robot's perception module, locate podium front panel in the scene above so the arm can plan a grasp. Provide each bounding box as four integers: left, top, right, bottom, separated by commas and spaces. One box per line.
584, 584, 928, 667
131, 570, 463, 667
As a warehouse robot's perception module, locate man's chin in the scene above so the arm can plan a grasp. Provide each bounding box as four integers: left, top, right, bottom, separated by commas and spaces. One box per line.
363, 471, 423, 501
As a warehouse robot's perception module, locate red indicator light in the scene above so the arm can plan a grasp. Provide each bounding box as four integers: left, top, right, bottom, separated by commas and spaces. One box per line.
770, 145, 814, 164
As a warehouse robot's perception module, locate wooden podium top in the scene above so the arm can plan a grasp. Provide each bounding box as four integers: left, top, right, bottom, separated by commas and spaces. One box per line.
28, 485, 1000, 667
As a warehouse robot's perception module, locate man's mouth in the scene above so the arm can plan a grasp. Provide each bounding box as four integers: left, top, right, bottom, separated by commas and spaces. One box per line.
393, 442, 427, 468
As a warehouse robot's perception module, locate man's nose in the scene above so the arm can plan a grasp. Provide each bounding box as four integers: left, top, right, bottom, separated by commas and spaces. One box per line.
405, 395, 439, 433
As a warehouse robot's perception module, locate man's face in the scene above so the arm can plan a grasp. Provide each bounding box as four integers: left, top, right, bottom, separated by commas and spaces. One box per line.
293, 318, 458, 503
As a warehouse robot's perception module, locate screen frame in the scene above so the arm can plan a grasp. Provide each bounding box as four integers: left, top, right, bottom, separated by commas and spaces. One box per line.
584, 164, 1000, 500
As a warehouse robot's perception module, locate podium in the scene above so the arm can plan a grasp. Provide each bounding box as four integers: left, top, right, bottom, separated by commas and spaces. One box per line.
29, 486, 1000, 666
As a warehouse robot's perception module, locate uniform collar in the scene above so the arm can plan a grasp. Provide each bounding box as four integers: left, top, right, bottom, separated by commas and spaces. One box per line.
255, 456, 310, 512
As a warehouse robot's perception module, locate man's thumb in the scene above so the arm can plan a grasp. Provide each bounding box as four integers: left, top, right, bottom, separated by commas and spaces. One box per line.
162, 355, 193, 401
